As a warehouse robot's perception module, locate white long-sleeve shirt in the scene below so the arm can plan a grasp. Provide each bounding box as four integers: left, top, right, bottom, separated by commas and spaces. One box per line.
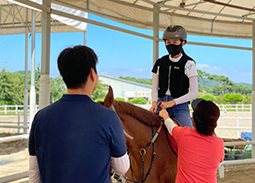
151, 53, 198, 104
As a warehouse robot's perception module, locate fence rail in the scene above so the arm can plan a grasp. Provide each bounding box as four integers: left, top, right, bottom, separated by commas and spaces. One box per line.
0, 105, 39, 114
0, 104, 252, 114
217, 117, 252, 138
136, 104, 252, 112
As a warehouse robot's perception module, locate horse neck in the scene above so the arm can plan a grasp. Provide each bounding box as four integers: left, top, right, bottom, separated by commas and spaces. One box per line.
118, 113, 153, 150
119, 113, 178, 183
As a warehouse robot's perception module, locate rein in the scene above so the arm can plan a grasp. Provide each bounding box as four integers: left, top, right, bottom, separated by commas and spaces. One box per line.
128, 122, 163, 183
109, 104, 163, 183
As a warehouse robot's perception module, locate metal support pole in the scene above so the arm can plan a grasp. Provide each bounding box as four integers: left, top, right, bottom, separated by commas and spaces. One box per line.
84, 31, 87, 45
29, 10, 36, 127
39, 0, 51, 109
152, 4, 159, 66
23, 28, 28, 134
252, 20, 255, 159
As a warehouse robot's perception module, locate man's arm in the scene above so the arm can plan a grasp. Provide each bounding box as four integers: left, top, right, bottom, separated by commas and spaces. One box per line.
109, 112, 130, 175
111, 152, 130, 175
29, 156, 41, 183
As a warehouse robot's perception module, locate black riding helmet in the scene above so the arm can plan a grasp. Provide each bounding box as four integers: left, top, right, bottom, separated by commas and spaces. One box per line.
162, 25, 187, 43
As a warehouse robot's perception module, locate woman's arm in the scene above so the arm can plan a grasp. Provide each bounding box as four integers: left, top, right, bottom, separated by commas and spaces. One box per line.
159, 109, 177, 135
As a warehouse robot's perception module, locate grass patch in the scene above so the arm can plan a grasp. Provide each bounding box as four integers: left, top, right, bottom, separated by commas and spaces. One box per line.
0, 133, 23, 137
224, 147, 252, 160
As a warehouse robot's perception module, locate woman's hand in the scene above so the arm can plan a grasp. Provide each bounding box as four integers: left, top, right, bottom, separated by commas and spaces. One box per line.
159, 109, 170, 121
159, 100, 176, 109
150, 101, 158, 113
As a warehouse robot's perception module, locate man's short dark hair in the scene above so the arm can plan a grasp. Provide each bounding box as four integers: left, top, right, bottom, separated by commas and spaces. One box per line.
192, 100, 220, 135
57, 45, 98, 89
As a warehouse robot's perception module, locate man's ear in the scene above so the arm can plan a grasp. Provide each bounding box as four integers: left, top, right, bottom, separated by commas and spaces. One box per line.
89, 68, 96, 82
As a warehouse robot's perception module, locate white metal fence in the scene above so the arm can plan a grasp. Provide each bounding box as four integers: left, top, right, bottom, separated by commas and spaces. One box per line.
217, 116, 252, 138
0, 104, 252, 114
0, 105, 39, 114
136, 104, 252, 112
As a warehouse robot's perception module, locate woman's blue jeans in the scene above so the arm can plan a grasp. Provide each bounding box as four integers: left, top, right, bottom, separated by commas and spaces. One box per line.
157, 95, 193, 129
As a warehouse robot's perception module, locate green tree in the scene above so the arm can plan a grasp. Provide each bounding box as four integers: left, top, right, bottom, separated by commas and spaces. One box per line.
92, 80, 107, 101
130, 98, 147, 104
27, 64, 41, 104
215, 96, 224, 104
243, 95, 252, 104
197, 69, 210, 95
0, 68, 24, 104
197, 94, 216, 102
223, 93, 243, 104
119, 76, 152, 86
50, 77, 67, 103
232, 84, 252, 95
115, 97, 126, 101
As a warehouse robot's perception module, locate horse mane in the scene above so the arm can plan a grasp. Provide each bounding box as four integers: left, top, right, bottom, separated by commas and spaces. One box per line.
113, 100, 162, 127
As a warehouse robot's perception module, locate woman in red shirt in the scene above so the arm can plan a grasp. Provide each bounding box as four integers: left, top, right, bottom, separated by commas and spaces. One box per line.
159, 99, 225, 183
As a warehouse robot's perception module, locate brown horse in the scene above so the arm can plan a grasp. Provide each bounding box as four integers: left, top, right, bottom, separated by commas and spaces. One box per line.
100, 86, 178, 183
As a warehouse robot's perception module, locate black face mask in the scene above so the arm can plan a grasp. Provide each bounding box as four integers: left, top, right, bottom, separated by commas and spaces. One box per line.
166, 44, 182, 57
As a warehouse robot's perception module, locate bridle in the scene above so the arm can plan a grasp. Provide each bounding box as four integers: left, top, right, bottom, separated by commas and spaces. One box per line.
109, 104, 163, 183
127, 122, 163, 183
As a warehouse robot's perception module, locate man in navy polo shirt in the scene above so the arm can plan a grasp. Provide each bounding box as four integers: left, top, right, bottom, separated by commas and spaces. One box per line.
29, 45, 129, 183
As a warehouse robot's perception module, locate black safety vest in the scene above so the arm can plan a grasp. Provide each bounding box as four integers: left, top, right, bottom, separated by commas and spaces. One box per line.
154, 53, 195, 98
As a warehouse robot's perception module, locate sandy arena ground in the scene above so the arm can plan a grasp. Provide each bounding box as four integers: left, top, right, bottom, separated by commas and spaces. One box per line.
0, 112, 254, 182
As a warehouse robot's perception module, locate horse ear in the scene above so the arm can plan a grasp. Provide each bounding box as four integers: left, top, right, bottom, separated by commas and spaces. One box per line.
103, 85, 114, 108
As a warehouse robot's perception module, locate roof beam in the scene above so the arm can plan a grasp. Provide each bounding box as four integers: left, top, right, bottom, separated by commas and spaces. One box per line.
159, 2, 254, 21
0, 4, 26, 25
53, 0, 153, 26
51, 8, 155, 40
187, 41, 252, 51
203, 0, 255, 12
8, 0, 51, 13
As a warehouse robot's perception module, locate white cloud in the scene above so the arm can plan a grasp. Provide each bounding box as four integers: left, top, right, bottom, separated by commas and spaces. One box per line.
197, 64, 210, 69
213, 66, 222, 70
98, 68, 152, 78
133, 68, 145, 72
197, 64, 222, 70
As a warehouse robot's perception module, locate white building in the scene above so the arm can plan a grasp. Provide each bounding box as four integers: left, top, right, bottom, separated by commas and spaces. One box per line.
99, 75, 152, 101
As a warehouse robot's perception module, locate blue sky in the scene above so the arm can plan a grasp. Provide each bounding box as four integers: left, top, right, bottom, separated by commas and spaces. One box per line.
0, 13, 252, 84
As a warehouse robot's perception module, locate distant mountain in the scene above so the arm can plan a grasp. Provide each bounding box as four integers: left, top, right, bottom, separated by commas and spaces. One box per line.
198, 80, 252, 88
198, 80, 217, 88
235, 82, 252, 87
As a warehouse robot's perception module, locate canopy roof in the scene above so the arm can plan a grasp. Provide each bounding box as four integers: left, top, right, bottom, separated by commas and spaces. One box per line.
0, 0, 87, 35
0, 0, 254, 38
49, 0, 255, 39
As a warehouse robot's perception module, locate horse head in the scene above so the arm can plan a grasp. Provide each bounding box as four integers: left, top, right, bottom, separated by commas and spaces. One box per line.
100, 86, 177, 183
